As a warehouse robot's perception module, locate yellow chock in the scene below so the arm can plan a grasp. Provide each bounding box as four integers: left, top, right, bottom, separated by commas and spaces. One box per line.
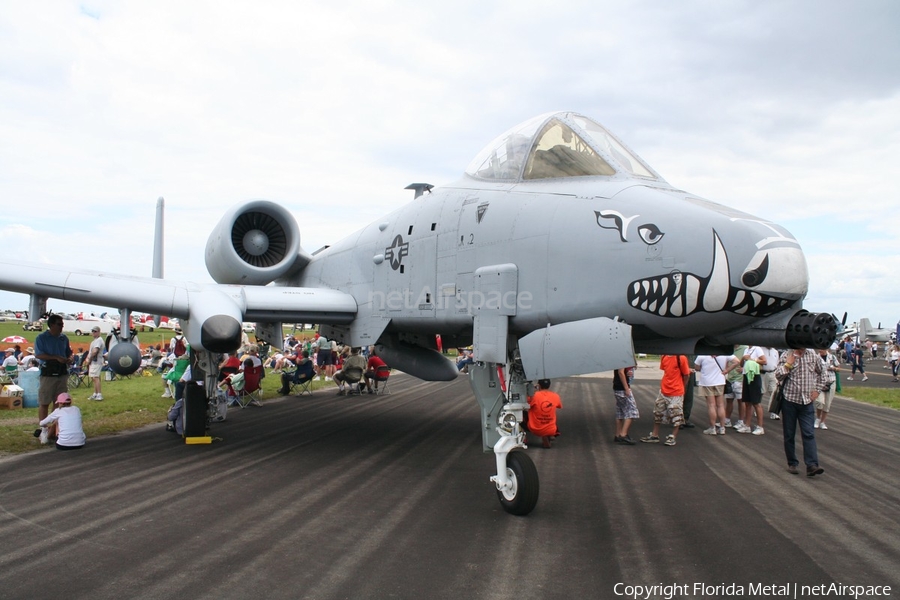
185, 436, 213, 445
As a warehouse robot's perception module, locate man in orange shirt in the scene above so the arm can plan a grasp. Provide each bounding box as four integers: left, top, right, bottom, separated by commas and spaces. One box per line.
641, 355, 691, 446
526, 379, 562, 448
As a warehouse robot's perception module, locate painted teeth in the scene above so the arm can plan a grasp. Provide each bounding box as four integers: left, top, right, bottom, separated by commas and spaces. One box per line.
627, 232, 793, 319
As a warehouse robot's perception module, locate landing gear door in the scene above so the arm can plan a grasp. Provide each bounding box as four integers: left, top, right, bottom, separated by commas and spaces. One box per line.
473, 264, 517, 364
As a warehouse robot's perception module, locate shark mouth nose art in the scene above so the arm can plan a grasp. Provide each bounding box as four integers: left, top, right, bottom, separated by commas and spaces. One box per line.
627, 232, 794, 319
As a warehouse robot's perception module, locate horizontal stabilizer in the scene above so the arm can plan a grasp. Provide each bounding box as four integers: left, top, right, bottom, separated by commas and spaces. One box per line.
518, 318, 635, 380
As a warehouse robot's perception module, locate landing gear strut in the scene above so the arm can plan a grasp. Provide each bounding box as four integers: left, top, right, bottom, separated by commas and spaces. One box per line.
470, 359, 539, 516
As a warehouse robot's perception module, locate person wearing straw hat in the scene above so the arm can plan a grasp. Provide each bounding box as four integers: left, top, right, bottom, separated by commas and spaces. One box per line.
38, 392, 85, 450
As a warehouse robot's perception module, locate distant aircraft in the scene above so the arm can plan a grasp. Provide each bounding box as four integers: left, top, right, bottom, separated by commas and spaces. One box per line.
858, 318, 895, 343
835, 316, 896, 344
0, 111, 837, 515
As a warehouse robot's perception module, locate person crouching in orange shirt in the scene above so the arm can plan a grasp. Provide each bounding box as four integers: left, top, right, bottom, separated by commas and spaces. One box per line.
526, 379, 562, 448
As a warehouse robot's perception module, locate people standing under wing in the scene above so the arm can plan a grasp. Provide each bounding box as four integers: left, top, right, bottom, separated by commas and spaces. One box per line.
723, 344, 746, 428
85, 325, 105, 400
760, 347, 780, 420
695, 354, 737, 436
815, 348, 840, 430
33, 314, 73, 443
775, 348, 826, 476
737, 346, 766, 435
641, 355, 690, 446
612, 365, 639, 445
314, 334, 333, 381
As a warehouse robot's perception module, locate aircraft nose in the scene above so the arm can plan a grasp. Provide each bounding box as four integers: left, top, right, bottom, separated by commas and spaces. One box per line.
627, 230, 805, 319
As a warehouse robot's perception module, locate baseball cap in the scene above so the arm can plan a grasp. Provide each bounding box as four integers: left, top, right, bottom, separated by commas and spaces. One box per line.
56, 392, 73, 404
4, 348, 13, 353
91, 326, 101, 332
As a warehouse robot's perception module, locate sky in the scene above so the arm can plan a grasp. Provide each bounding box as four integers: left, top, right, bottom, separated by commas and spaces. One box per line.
1, 0, 898, 330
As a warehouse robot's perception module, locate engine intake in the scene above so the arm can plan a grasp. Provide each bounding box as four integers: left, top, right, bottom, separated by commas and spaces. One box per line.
205, 200, 303, 285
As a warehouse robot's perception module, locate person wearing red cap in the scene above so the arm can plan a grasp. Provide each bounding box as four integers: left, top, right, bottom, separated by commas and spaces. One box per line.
38, 393, 86, 450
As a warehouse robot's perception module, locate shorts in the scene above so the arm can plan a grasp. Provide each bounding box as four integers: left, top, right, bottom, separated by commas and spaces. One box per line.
38, 376, 69, 406
89, 363, 102, 378
815, 386, 835, 412
697, 384, 725, 397
653, 391, 684, 427
316, 349, 333, 366
724, 380, 742, 400
614, 390, 640, 420
742, 376, 763, 405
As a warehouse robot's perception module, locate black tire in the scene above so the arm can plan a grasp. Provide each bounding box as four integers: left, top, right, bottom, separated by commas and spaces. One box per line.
75, 330, 83, 336
496, 449, 539, 516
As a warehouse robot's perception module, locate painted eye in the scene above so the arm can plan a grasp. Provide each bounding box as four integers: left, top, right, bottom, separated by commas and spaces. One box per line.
638, 224, 664, 245
741, 254, 769, 287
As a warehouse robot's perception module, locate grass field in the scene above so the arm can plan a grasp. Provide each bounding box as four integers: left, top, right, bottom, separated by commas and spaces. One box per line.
1, 320, 897, 455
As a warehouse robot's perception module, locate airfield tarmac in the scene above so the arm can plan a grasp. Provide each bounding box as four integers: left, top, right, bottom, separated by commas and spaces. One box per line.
0, 371, 898, 600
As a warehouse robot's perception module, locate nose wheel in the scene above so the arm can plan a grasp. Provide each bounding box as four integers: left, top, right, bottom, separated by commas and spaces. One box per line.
496, 449, 539, 515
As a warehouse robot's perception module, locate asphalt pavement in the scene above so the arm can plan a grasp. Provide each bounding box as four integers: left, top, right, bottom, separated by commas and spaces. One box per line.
1, 371, 898, 600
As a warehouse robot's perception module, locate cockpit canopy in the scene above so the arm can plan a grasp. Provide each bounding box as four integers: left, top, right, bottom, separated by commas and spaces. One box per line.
465, 112, 660, 182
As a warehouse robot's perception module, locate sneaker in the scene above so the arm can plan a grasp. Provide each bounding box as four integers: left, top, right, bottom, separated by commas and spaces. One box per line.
814, 418, 820, 428
324, 376, 332, 381
620, 435, 635, 445
807, 464, 825, 477
640, 434, 660, 443
664, 434, 676, 446
846, 376, 853, 381
769, 412, 781, 420
93, 394, 103, 401
703, 427, 718, 435
787, 464, 799, 475
723, 419, 733, 428
819, 422, 828, 430
735, 420, 745, 430
161, 391, 172, 398
717, 426, 726, 435
736, 425, 751, 433
861, 376, 868, 381
752, 426, 765, 435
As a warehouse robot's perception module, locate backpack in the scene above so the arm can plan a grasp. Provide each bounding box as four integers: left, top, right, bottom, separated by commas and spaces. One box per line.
174, 336, 187, 357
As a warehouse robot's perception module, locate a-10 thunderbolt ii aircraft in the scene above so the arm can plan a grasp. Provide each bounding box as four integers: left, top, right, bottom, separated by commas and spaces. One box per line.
0, 111, 836, 515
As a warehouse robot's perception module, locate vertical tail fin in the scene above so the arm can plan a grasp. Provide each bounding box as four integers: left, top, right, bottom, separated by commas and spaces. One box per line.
859, 318, 871, 340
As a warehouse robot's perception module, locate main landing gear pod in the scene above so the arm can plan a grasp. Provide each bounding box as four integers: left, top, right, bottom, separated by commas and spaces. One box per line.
470, 360, 539, 516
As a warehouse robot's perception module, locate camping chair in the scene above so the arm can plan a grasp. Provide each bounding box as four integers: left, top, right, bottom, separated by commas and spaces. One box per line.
288, 360, 316, 396
67, 365, 89, 388
1, 364, 18, 386
372, 365, 392, 395
335, 365, 365, 396
233, 364, 263, 408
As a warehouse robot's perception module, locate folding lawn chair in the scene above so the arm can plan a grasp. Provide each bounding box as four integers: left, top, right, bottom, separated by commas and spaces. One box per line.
371, 365, 392, 395
288, 360, 316, 396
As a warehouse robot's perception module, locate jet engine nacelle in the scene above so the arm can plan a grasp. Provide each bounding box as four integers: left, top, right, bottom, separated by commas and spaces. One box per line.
205, 200, 306, 285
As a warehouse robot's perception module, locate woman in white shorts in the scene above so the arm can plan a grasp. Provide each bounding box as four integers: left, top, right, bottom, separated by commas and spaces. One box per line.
695, 354, 738, 435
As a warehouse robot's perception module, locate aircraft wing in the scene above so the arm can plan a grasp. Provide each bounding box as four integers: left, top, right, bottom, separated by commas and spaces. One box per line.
0, 261, 357, 351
